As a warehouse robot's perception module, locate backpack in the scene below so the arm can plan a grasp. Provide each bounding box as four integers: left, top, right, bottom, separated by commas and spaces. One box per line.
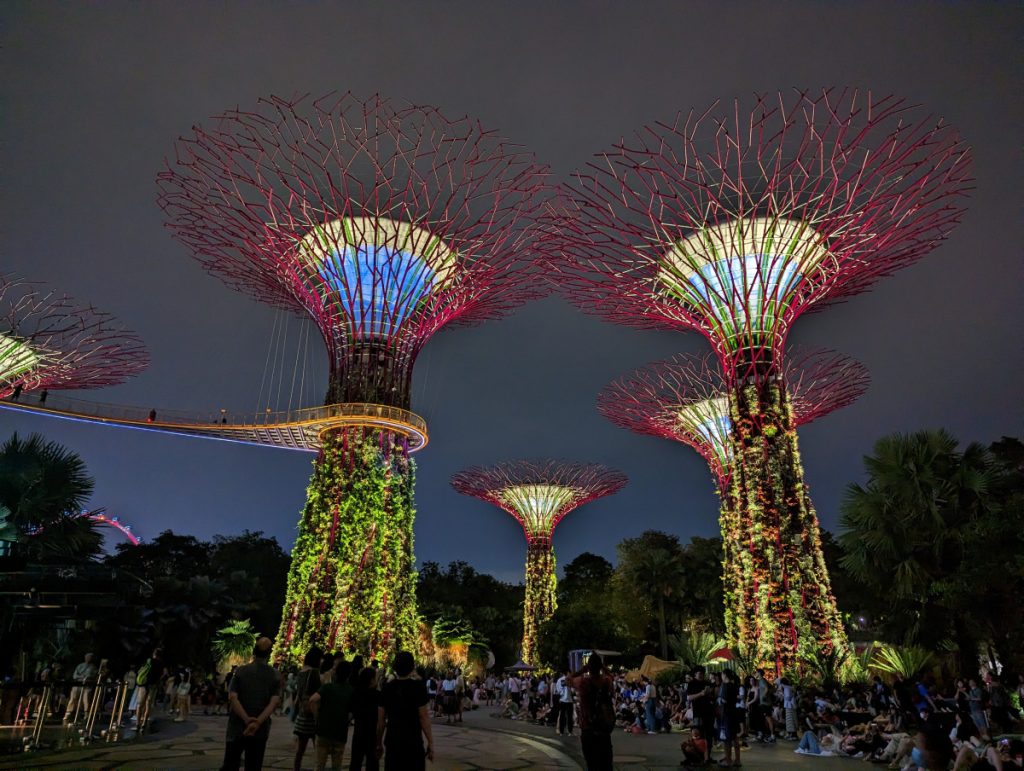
136, 660, 152, 687
585, 678, 615, 734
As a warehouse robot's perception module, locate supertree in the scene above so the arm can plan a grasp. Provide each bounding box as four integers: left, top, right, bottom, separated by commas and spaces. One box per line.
450, 460, 626, 665
1, 275, 148, 400
598, 347, 868, 656
553, 88, 972, 671
157, 93, 547, 663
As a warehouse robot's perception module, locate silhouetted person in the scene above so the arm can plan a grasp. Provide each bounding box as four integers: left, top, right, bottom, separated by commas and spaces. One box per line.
377, 651, 433, 770
148, 409, 156, 422
221, 636, 280, 771
12, 383, 23, 401
572, 654, 615, 771
39, 390, 48, 404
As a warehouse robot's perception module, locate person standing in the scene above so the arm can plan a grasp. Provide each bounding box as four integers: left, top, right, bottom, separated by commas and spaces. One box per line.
293, 648, 323, 771
454, 667, 466, 724
133, 647, 164, 732
572, 654, 615, 771
555, 669, 575, 736
63, 653, 98, 723
349, 667, 380, 771
174, 668, 192, 723
717, 669, 741, 767
309, 659, 353, 771
377, 651, 434, 771
780, 676, 798, 740
640, 675, 658, 735
221, 637, 280, 771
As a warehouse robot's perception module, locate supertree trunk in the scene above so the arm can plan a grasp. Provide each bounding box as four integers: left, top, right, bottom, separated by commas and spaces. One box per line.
717, 485, 749, 648
728, 378, 849, 674
274, 428, 418, 665
521, 540, 556, 665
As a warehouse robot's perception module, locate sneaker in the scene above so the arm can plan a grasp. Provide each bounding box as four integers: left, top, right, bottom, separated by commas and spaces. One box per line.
647, 730, 657, 735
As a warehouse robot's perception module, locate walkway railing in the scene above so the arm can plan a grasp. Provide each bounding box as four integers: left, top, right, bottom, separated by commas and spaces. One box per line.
0, 392, 428, 452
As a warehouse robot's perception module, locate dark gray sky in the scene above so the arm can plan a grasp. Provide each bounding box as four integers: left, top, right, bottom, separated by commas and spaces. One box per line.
2, 2, 1021, 583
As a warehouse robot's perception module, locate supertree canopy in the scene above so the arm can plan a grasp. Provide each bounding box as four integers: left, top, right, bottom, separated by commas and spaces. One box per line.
158, 93, 547, 663
451, 460, 626, 665
598, 347, 869, 659
1, 275, 148, 400
554, 88, 971, 672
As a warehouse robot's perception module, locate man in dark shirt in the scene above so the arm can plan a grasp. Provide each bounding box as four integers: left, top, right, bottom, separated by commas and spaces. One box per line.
571, 654, 615, 771
686, 668, 715, 748
310, 659, 353, 770
221, 637, 280, 771
377, 651, 433, 771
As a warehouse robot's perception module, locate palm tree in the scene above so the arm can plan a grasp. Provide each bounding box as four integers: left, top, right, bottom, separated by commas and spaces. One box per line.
839, 429, 994, 653
871, 645, 934, 680
213, 619, 259, 670
671, 630, 728, 671
617, 531, 688, 659
0, 433, 101, 559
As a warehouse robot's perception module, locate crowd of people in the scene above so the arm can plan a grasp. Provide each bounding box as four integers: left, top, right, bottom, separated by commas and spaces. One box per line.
488, 662, 1024, 770
8, 643, 1024, 771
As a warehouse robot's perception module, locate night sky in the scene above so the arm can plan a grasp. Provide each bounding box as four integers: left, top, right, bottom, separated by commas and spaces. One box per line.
2, 3, 1021, 584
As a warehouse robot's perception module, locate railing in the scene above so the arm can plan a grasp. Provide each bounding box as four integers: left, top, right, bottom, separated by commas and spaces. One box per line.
0, 392, 429, 451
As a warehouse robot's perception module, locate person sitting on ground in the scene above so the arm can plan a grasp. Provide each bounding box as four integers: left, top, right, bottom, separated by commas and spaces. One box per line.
501, 695, 521, 719
680, 725, 710, 767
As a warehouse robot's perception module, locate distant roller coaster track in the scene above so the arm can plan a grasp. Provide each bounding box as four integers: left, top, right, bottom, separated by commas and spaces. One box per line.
0, 393, 429, 453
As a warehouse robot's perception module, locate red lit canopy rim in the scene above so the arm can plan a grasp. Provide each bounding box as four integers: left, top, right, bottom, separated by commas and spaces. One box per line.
158, 92, 551, 368
450, 459, 627, 542
549, 88, 973, 363
0, 275, 149, 398
597, 347, 869, 484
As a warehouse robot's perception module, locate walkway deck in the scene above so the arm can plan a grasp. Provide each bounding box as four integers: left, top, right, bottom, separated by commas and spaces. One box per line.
0, 393, 428, 453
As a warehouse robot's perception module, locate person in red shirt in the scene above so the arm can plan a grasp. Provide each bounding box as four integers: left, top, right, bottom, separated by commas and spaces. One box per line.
681, 726, 709, 767
571, 654, 615, 770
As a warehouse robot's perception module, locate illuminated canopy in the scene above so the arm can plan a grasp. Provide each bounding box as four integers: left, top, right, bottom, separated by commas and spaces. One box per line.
296, 216, 458, 340
0, 333, 41, 386
500, 484, 577, 541
599, 347, 870, 486
451, 460, 627, 544
0, 274, 148, 399
659, 217, 833, 347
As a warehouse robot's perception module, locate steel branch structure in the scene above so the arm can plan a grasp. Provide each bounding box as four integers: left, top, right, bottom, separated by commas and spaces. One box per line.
554, 89, 971, 672
0, 275, 148, 400
451, 460, 626, 664
599, 347, 869, 487
598, 347, 868, 654
158, 93, 548, 663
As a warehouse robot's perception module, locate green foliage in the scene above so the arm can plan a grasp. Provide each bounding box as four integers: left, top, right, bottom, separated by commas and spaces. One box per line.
418, 560, 522, 670
275, 430, 418, 664
101, 530, 290, 669
839, 431, 1023, 671
537, 604, 630, 670
212, 619, 258, 668
801, 646, 851, 690
870, 645, 934, 679
669, 630, 727, 670
616, 531, 688, 659
0, 432, 101, 560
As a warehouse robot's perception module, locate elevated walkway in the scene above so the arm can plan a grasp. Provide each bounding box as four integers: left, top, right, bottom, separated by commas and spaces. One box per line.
0, 393, 428, 453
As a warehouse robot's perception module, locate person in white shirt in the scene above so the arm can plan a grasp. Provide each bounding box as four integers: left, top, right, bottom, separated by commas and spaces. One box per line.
64, 653, 98, 723
555, 669, 575, 736
509, 674, 521, 705
441, 671, 457, 725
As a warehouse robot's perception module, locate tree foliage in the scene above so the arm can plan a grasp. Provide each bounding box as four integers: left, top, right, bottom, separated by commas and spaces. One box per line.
0, 433, 101, 560
839, 431, 1023, 670
417, 560, 522, 669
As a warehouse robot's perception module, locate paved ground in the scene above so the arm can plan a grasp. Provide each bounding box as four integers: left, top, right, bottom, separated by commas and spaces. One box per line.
2, 708, 859, 770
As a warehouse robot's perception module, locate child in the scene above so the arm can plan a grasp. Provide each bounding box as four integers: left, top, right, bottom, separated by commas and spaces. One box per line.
681, 726, 709, 766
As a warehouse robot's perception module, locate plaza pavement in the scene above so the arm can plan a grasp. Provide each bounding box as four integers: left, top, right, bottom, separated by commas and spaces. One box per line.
3, 706, 858, 770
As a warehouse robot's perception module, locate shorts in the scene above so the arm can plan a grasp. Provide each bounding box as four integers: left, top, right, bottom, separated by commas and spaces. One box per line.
316, 736, 346, 769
